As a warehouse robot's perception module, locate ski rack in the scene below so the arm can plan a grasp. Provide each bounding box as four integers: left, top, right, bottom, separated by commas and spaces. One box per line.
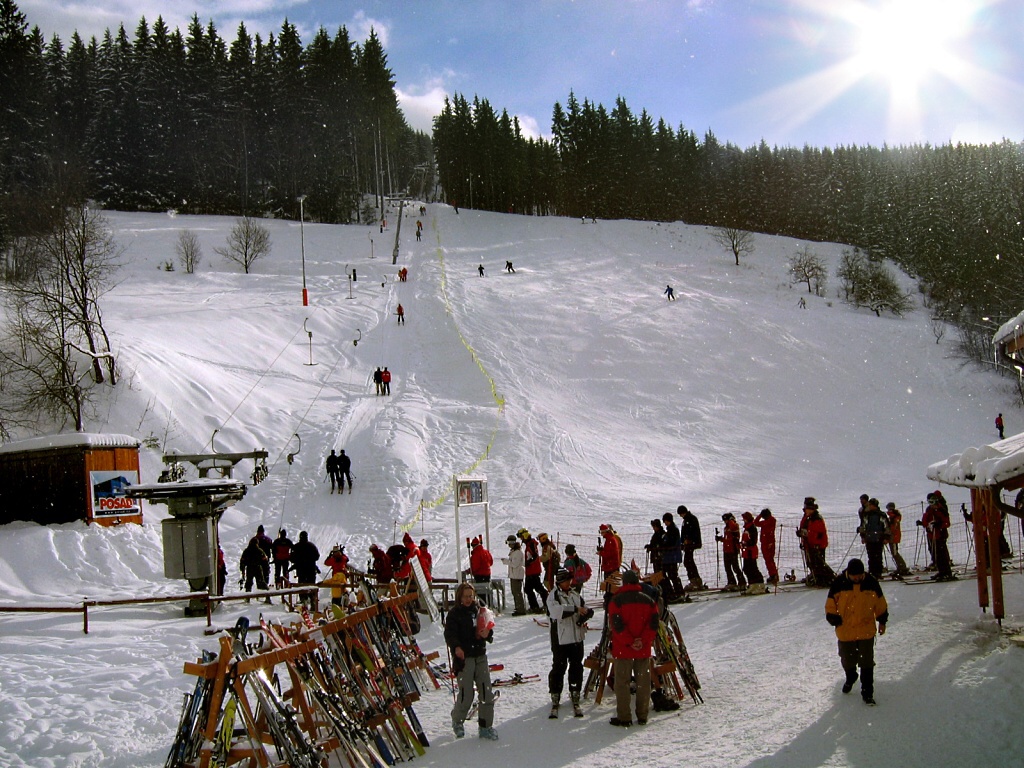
168, 591, 437, 768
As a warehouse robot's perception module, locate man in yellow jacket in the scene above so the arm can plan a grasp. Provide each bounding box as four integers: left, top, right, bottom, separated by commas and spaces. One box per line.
825, 558, 888, 705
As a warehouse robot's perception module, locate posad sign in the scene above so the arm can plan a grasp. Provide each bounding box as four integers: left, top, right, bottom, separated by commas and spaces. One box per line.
90, 470, 141, 518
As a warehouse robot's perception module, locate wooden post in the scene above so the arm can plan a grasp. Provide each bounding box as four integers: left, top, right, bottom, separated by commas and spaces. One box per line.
972, 488, 989, 611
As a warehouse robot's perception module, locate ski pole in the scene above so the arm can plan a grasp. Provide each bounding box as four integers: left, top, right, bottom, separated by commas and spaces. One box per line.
961, 504, 975, 576
714, 527, 720, 588
913, 522, 922, 569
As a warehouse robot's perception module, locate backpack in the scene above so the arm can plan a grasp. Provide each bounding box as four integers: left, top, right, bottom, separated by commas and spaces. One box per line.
573, 558, 592, 585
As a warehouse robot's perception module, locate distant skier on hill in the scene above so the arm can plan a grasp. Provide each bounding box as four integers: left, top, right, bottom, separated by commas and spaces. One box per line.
325, 449, 341, 493
664, 285, 675, 301
478, 264, 485, 277
336, 449, 352, 494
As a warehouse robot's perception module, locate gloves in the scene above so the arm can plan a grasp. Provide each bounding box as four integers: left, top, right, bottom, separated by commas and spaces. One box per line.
826, 613, 843, 627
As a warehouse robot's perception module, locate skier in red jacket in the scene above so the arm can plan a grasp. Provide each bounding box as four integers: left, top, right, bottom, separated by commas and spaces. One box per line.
607, 570, 659, 727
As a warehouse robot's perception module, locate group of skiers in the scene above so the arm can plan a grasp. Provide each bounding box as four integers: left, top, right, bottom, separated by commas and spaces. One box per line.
368, 532, 433, 586
324, 449, 352, 494
501, 528, 595, 616
237, 526, 323, 603
372, 367, 393, 396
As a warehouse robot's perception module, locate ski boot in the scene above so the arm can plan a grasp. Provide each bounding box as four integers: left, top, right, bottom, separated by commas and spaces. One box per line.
570, 691, 583, 718
479, 726, 499, 740
549, 693, 560, 719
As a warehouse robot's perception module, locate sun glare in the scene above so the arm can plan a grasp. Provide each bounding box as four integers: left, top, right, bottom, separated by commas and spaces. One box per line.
852, 0, 968, 91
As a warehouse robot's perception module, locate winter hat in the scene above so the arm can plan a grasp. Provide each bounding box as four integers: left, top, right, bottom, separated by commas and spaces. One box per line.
564, 543, 576, 555
555, 568, 572, 583
677, 505, 689, 515
506, 534, 518, 545
886, 502, 896, 510
847, 558, 866, 576
760, 509, 771, 518
517, 527, 530, 539
538, 532, 549, 543
803, 497, 816, 509
721, 513, 734, 521
420, 539, 429, 548
868, 498, 880, 507
403, 532, 414, 545
471, 537, 481, 547
621, 570, 640, 585
742, 511, 754, 521
599, 524, 612, 533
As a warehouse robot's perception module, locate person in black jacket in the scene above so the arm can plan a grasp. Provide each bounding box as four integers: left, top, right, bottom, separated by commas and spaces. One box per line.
444, 582, 498, 740
659, 512, 684, 600
679, 505, 704, 589
336, 449, 352, 494
290, 531, 321, 606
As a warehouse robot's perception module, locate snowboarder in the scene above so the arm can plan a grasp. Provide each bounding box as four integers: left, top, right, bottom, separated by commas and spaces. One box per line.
336, 449, 352, 494
996, 412, 1005, 439
381, 367, 392, 395
546, 568, 590, 718
716, 513, 746, 591
272, 529, 294, 588
505, 260, 515, 273
607, 569, 658, 727
664, 284, 675, 301
373, 367, 383, 396
478, 264, 485, 277
754, 508, 778, 583
825, 558, 888, 706
325, 449, 341, 492
396, 303, 405, 324
444, 582, 498, 740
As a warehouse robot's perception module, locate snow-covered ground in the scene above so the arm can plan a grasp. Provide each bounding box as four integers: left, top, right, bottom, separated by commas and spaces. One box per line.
1, 205, 1022, 767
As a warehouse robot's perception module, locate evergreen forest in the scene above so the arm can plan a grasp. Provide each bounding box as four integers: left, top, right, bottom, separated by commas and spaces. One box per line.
4, 0, 1024, 368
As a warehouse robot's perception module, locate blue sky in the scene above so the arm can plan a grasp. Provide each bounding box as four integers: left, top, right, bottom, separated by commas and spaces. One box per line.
18, 0, 1024, 148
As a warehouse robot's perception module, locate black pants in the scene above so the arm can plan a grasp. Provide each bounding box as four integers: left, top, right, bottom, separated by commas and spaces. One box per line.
838, 638, 875, 697
864, 540, 884, 578
742, 557, 763, 584
524, 574, 547, 610
548, 640, 584, 696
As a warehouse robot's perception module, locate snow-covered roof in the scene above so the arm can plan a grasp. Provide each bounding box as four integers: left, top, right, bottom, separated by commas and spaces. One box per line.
927, 431, 1024, 488
994, 310, 1024, 346
0, 433, 140, 456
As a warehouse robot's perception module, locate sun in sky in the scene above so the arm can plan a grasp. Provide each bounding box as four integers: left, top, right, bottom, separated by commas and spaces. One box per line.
733, 0, 1015, 146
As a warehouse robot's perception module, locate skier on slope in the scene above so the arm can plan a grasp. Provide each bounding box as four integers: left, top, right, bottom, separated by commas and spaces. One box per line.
325, 449, 341, 493
336, 449, 352, 494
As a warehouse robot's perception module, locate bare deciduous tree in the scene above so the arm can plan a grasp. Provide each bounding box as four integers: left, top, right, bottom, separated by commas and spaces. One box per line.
216, 217, 271, 274
712, 226, 755, 266
0, 207, 121, 431
175, 229, 202, 274
789, 246, 828, 295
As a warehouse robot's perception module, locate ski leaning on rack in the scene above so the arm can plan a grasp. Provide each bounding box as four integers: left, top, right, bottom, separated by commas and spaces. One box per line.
583, 607, 612, 702
658, 609, 703, 705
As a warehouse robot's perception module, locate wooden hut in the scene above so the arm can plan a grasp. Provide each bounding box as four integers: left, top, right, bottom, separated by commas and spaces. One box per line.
0, 433, 143, 527
927, 432, 1024, 621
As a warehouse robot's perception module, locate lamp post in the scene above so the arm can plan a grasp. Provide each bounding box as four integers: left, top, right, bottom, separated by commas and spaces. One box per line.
298, 195, 308, 306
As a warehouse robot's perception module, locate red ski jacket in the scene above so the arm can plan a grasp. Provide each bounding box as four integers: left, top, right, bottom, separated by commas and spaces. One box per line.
608, 584, 659, 660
